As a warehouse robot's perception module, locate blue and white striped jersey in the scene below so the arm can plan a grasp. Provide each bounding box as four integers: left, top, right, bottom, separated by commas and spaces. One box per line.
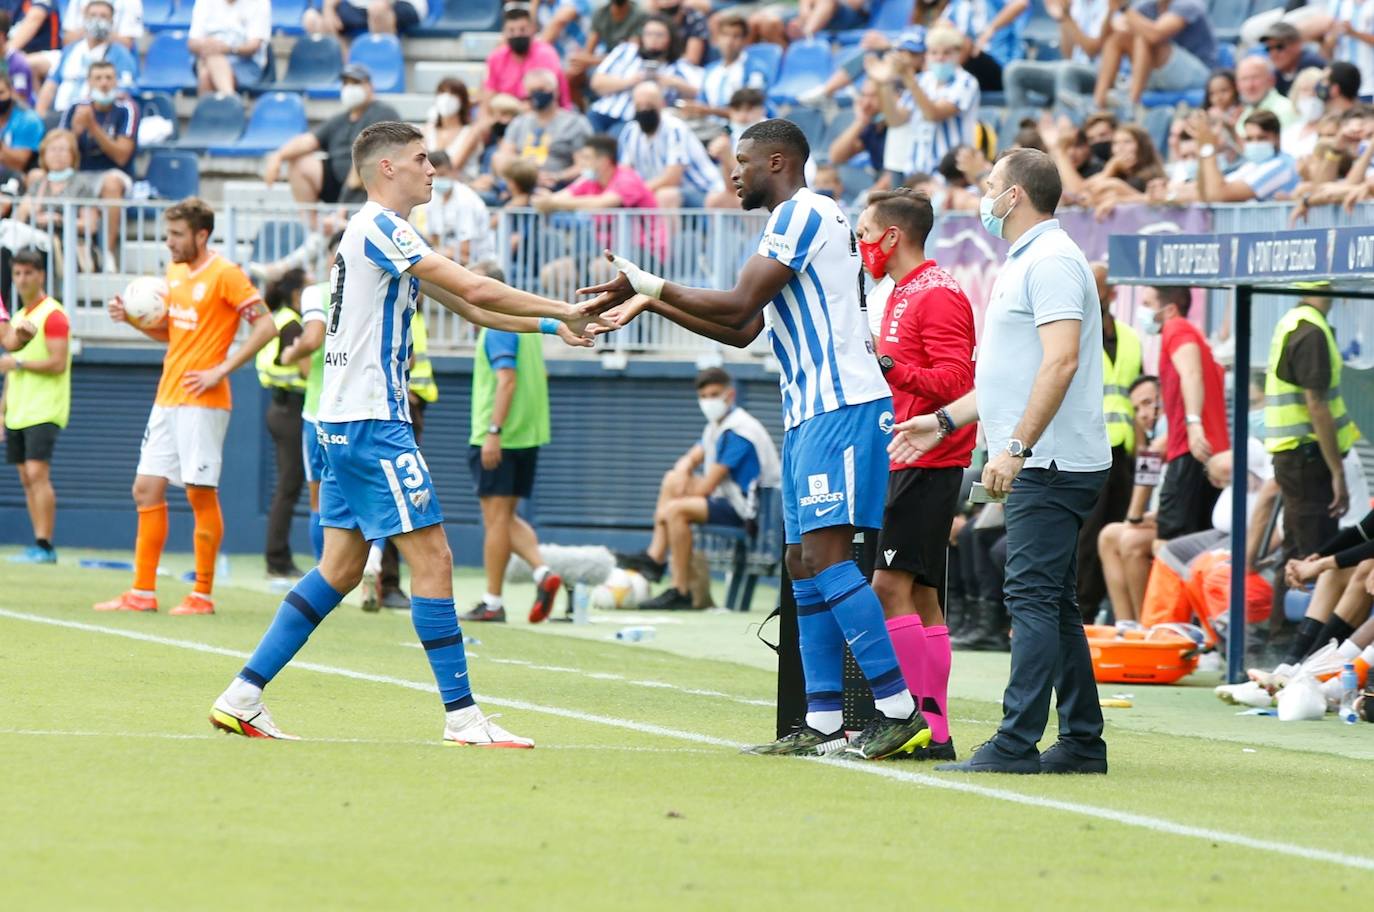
756, 188, 891, 430
887, 68, 980, 177
702, 57, 745, 109
319, 201, 432, 424
1334, 0, 1374, 96
590, 44, 704, 121
618, 112, 724, 195
1231, 152, 1299, 201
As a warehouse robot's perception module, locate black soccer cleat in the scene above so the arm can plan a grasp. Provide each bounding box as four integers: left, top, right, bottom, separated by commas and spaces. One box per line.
890, 737, 956, 762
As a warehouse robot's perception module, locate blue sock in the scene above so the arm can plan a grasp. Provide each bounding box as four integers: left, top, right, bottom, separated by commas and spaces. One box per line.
308, 511, 324, 561
794, 577, 844, 717
411, 596, 475, 711
240, 569, 343, 687
815, 561, 907, 700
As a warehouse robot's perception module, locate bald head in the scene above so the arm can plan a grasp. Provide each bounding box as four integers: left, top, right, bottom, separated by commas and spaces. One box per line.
1237, 56, 1276, 105
523, 67, 557, 94
632, 80, 665, 110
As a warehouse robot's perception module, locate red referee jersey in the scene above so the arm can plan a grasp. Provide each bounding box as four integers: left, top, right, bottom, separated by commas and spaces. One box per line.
877, 260, 977, 471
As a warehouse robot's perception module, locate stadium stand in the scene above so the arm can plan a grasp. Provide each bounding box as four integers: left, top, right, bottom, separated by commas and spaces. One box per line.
176, 93, 246, 152
219, 92, 308, 156
140, 31, 196, 94
276, 34, 344, 98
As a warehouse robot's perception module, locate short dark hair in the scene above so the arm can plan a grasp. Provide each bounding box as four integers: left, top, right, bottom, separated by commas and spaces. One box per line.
503, 6, 532, 23
428, 149, 451, 171
739, 118, 810, 166
583, 134, 619, 164
165, 196, 215, 236
717, 13, 748, 37
728, 87, 766, 109
1244, 109, 1282, 138
1128, 374, 1159, 395
695, 367, 733, 390
1084, 112, 1118, 134
865, 188, 935, 249
12, 247, 45, 272
88, 59, 116, 77
1331, 61, 1362, 101
266, 267, 307, 311
352, 121, 424, 175
998, 148, 1062, 214
1151, 285, 1192, 315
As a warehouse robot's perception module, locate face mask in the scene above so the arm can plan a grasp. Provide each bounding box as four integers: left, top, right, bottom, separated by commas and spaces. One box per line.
1243, 140, 1276, 164
612, 0, 628, 5
47, 167, 73, 182
1247, 408, 1266, 441
931, 61, 956, 82
1135, 309, 1162, 336
698, 396, 729, 423
85, 17, 112, 41
490, 121, 508, 141
1298, 96, 1323, 123
660, 3, 681, 15
634, 108, 661, 134
432, 177, 453, 195
529, 89, 556, 111
340, 84, 368, 110
434, 93, 460, 118
1090, 140, 1112, 161
639, 47, 666, 62
580, 167, 598, 183
858, 229, 896, 280
90, 87, 116, 105
508, 35, 531, 56
0, 97, 15, 116
978, 186, 1015, 240
1170, 159, 1198, 182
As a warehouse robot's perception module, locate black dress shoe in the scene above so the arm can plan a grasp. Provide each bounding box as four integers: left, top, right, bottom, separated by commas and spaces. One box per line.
1039, 739, 1108, 774
935, 739, 1039, 774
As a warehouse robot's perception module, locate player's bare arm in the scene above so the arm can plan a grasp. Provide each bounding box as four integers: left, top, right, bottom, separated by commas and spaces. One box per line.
580, 249, 794, 330
107, 295, 170, 343
182, 301, 278, 395
419, 281, 600, 348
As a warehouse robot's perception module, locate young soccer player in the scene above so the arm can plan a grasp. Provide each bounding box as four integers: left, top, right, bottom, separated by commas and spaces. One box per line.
583, 119, 929, 761
96, 198, 280, 615
209, 121, 606, 746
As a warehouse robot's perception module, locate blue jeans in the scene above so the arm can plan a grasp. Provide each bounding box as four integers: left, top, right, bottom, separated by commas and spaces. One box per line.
994, 464, 1109, 759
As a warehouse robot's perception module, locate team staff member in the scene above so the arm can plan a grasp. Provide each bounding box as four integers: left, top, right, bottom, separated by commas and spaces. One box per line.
257, 268, 309, 580
96, 197, 279, 615
856, 187, 976, 763
1, 248, 70, 564
891, 149, 1112, 774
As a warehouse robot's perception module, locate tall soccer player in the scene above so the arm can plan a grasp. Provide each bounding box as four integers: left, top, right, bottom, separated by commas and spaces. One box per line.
209, 121, 606, 746
96, 198, 280, 616
583, 119, 929, 761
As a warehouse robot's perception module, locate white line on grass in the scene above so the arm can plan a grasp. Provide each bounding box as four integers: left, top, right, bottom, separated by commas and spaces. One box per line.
5, 607, 1372, 873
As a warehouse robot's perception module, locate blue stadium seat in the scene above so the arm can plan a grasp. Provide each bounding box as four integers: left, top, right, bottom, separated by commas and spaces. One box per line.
272, 0, 308, 34
249, 221, 308, 265
694, 487, 783, 612
820, 106, 856, 160
143, 149, 200, 200
214, 91, 306, 156
138, 91, 179, 142
1216, 41, 1237, 70
414, 0, 502, 37
143, 0, 175, 31
768, 39, 832, 105
165, 0, 193, 30
277, 34, 344, 98
867, 0, 913, 32
743, 43, 782, 88
1141, 88, 1205, 108
1209, 0, 1249, 44
175, 93, 246, 151
348, 33, 405, 94
140, 31, 196, 93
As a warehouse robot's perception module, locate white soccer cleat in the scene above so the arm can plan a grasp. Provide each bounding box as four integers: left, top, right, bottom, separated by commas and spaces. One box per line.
209, 693, 300, 740
442, 707, 534, 749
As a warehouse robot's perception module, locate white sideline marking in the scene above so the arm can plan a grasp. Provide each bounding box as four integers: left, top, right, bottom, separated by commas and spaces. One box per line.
4, 607, 1373, 873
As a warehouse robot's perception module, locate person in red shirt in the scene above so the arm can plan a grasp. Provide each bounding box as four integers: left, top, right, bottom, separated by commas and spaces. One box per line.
855, 188, 976, 762
1138, 285, 1229, 540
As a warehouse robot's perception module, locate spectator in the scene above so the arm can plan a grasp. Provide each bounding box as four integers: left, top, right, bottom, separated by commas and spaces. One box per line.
303, 0, 427, 38
421, 78, 476, 180
751, 0, 871, 46
944, 0, 1031, 94
255, 267, 308, 582
451, 92, 522, 196
812, 163, 844, 201
1146, 118, 1203, 205
679, 12, 746, 127
616, 367, 780, 611
1329, 0, 1374, 97
567, 0, 649, 105
0, 13, 36, 104
0, 70, 44, 175
1261, 21, 1326, 98
617, 81, 722, 209
1324, 61, 1363, 120
2, 0, 61, 54
15, 128, 78, 238
1284, 67, 1332, 159
500, 157, 542, 289
801, 29, 922, 108
589, 15, 701, 132
1079, 124, 1166, 217
483, 7, 572, 110
492, 68, 593, 189
58, 0, 139, 49
829, 79, 888, 187
647, 0, 707, 65
418, 150, 497, 268
59, 59, 136, 267
1206, 69, 1243, 132
37, 0, 136, 115
263, 65, 399, 217
1083, 111, 1117, 163
1044, 118, 1106, 205
705, 86, 765, 206
1092, 0, 1216, 115
1096, 374, 1162, 623
1193, 109, 1300, 203
871, 25, 980, 181
187, 0, 271, 96
1005, 0, 1110, 116
1237, 55, 1297, 130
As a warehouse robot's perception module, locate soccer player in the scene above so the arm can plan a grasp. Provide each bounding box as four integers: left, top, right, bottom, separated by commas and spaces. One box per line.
209, 121, 605, 746
96, 198, 280, 616
583, 119, 929, 761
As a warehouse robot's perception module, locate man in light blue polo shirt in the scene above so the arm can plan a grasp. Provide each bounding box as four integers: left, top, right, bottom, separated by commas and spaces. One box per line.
890, 148, 1112, 775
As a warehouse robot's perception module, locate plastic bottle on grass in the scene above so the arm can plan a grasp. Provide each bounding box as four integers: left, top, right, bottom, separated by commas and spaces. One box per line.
616, 626, 656, 643
1339, 663, 1359, 724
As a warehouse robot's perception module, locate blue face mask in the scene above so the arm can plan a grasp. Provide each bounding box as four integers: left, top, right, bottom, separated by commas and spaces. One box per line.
1171, 159, 1198, 182
47, 167, 73, 183
432, 177, 453, 195
1243, 141, 1276, 164
979, 185, 1015, 240
931, 61, 956, 82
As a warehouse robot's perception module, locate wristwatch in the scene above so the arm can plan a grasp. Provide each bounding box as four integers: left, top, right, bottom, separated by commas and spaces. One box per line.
487, 423, 502, 435
1007, 438, 1032, 458
1185, 414, 1202, 426
1199, 143, 1216, 159
877, 354, 894, 374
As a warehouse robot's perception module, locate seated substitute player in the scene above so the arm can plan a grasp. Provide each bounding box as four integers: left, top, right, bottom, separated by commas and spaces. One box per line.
209, 121, 608, 747
96, 198, 280, 615
855, 188, 977, 762
584, 119, 929, 761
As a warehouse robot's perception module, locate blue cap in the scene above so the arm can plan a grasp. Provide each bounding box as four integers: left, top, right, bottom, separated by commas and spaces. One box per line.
897, 28, 927, 54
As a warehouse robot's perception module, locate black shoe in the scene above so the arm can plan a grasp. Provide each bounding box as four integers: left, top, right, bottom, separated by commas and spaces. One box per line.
1039, 739, 1108, 774
952, 599, 1004, 651
460, 603, 506, 622
615, 550, 666, 583
843, 710, 931, 760
640, 587, 692, 611
935, 739, 1039, 774
380, 588, 411, 611
905, 738, 957, 761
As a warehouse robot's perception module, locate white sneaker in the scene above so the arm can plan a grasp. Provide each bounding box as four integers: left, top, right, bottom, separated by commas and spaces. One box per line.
1214, 680, 1274, 708
443, 707, 534, 749
359, 567, 380, 613
210, 693, 299, 740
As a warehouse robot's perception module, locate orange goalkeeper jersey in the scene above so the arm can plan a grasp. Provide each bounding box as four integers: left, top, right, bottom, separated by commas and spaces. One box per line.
154, 252, 263, 410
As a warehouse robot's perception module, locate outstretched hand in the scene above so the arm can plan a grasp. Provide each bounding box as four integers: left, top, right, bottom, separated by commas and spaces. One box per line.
888, 414, 942, 464
576, 250, 658, 313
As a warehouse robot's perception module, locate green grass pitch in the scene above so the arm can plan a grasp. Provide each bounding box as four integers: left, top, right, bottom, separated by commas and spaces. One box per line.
3, 548, 1373, 909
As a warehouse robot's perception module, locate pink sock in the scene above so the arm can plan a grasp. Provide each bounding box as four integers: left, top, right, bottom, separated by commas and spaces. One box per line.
884, 615, 925, 706
923, 625, 952, 744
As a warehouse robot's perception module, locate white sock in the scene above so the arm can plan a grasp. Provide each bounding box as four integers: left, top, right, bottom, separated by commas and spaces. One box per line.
225, 676, 263, 709
445, 704, 482, 728
805, 709, 843, 735
532, 565, 551, 585
874, 689, 916, 721
1339, 639, 1362, 661
1361, 644, 1374, 667
483, 592, 503, 609
364, 544, 382, 575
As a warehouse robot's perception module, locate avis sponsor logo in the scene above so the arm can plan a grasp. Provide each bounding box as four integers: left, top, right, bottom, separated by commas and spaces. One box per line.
799, 473, 844, 507
324, 351, 349, 367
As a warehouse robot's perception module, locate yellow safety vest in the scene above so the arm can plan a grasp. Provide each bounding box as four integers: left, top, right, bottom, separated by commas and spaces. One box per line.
5, 295, 71, 430
410, 311, 438, 403
255, 307, 307, 392
1103, 319, 1142, 454
1264, 303, 1360, 454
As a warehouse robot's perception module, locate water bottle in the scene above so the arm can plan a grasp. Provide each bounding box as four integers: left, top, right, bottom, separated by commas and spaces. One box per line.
1339, 663, 1360, 724
615, 626, 656, 643
217, 552, 231, 582
572, 582, 591, 625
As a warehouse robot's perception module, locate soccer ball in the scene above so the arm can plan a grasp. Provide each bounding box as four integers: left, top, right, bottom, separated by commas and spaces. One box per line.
121, 276, 168, 330
591, 568, 649, 610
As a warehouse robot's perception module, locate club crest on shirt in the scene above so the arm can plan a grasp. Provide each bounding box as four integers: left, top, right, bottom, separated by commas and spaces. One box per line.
192, 282, 207, 302
409, 488, 432, 511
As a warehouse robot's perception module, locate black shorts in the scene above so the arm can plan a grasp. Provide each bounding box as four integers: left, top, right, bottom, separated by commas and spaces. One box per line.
468, 445, 538, 498
875, 466, 963, 587
5, 422, 59, 464
338, 0, 421, 33
1156, 454, 1220, 541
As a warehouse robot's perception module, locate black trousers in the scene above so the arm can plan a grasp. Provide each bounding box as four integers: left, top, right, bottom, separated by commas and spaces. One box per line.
1075, 444, 1135, 620
264, 391, 305, 573
380, 400, 426, 592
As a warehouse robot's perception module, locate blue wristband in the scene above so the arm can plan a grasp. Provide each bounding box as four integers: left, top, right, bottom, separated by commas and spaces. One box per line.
539, 317, 559, 335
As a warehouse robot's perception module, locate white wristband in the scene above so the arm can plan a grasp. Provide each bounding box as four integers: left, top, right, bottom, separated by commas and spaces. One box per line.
610, 253, 665, 300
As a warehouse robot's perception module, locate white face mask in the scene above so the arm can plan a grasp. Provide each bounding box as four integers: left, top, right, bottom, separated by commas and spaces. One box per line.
1298, 95, 1323, 123
434, 93, 460, 118
698, 396, 729, 423
340, 84, 368, 111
